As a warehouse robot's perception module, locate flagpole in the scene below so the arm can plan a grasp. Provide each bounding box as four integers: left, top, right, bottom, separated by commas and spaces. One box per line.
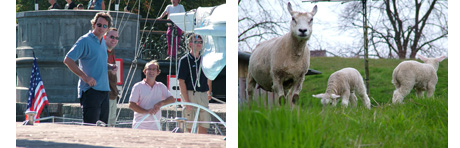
44, 105, 51, 122
32, 50, 36, 59
24, 52, 50, 124
35, 48, 50, 121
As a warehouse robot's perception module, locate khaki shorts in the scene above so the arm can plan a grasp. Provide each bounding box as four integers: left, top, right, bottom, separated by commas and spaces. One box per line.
182, 91, 210, 129
108, 99, 117, 127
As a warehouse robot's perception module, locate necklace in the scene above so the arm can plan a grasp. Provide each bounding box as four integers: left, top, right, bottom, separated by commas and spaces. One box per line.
186, 52, 202, 91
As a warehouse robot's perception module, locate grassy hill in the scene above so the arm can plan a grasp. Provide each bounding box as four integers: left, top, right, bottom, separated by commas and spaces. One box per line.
239, 57, 448, 147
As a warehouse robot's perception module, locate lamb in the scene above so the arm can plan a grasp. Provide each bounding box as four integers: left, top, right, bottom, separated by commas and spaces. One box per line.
391, 55, 446, 103
246, 3, 317, 107
312, 68, 371, 109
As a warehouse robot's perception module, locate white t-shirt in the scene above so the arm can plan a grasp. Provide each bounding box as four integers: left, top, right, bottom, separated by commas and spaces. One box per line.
129, 80, 173, 130
164, 4, 185, 19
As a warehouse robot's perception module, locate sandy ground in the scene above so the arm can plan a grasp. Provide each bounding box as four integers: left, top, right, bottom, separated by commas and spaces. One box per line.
16, 122, 226, 148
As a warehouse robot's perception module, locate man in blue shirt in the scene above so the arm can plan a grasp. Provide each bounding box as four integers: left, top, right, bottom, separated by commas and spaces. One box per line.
64, 12, 115, 124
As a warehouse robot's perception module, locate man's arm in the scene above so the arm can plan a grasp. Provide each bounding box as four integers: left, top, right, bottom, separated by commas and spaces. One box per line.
63, 56, 96, 87
160, 96, 176, 106
108, 63, 117, 75
129, 102, 149, 114
178, 79, 189, 102
101, 0, 105, 10
178, 78, 192, 111
153, 96, 176, 114
207, 79, 212, 100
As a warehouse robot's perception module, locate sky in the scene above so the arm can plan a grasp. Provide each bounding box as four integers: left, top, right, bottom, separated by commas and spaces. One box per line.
237, 1, 360, 53
238, 0, 448, 58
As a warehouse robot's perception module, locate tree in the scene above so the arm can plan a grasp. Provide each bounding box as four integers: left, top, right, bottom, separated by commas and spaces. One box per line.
238, 0, 297, 52
17, 0, 224, 18
338, 0, 448, 59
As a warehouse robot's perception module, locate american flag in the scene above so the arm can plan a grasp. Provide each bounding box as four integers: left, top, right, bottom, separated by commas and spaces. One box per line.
25, 57, 49, 123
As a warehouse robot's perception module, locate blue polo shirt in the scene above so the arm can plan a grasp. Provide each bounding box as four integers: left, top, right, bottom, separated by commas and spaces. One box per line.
66, 30, 110, 98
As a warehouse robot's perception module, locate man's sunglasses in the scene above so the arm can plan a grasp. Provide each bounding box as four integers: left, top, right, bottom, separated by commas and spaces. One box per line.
109, 35, 119, 40
96, 23, 108, 28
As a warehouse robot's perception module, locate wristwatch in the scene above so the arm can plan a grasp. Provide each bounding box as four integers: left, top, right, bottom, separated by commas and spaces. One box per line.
207, 92, 212, 96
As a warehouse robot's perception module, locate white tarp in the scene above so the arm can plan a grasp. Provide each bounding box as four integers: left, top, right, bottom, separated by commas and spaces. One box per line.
169, 4, 227, 80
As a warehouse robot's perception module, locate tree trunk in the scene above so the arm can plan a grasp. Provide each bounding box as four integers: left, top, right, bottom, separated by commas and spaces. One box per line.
397, 50, 406, 59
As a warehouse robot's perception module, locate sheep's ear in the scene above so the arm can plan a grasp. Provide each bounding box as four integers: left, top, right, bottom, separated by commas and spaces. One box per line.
312, 94, 324, 99
331, 94, 340, 99
418, 54, 428, 62
287, 2, 293, 15
436, 56, 446, 62
311, 5, 317, 16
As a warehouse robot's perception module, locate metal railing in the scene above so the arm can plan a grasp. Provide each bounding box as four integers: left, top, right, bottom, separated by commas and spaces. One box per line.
139, 19, 187, 60
134, 102, 226, 135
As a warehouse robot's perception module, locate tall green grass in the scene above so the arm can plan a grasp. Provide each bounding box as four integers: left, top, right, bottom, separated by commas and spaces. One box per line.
239, 57, 448, 147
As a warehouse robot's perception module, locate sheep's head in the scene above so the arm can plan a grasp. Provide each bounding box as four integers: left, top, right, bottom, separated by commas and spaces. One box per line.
418, 55, 447, 71
288, 2, 317, 40
312, 93, 340, 106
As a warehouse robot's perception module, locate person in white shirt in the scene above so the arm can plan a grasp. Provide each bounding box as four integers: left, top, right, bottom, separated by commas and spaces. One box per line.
128, 60, 176, 130
157, 0, 186, 60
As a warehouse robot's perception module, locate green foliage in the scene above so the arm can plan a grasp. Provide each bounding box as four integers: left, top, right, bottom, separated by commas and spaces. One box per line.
16, 0, 226, 19
239, 57, 448, 147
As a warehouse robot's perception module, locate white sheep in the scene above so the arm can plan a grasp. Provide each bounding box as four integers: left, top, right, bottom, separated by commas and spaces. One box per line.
312, 68, 371, 109
246, 3, 317, 107
392, 55, 446, 103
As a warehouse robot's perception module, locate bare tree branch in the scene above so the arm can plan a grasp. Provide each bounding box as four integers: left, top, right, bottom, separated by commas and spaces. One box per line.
338, 0, 447, 59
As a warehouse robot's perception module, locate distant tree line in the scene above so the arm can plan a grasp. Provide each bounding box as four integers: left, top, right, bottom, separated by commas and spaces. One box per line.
16, 0, 225, 20
238, 0, 447, 59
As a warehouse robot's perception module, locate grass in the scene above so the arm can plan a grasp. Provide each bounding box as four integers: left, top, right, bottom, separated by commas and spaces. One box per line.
239, 57, 448, 147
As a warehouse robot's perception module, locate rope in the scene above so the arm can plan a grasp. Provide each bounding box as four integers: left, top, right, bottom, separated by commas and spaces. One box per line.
115, 0, 169, 123
115, 0, 142, 121
118, 0, 138, 35
115, 63, 137, 121
167, 27, 174, 119
133, 1, 141, 58
107, 0, 113, 12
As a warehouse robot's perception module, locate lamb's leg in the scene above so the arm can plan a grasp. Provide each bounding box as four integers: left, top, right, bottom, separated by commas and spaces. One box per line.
246, 74, 257, 105
392, 85, 412, 104
341, 91, 350, 107
392, 89, 403, 103
415, 88, 424, 98
357, 89, 371, 109
426, 83, 436, 98
350, 92, 357, 107
355, 83, 371, 109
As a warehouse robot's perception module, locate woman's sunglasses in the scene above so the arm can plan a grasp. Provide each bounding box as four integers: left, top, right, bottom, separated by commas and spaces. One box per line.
193, 41, 203, 44
96, 23, 108, 28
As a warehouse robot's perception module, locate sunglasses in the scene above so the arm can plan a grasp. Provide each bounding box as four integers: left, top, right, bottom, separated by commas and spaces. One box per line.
96, 23, 108, 28
109, 35, 119, 40
193, 41, 203, 44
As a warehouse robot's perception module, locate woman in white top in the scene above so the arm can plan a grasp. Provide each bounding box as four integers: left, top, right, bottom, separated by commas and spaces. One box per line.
157, 0, 186, 60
